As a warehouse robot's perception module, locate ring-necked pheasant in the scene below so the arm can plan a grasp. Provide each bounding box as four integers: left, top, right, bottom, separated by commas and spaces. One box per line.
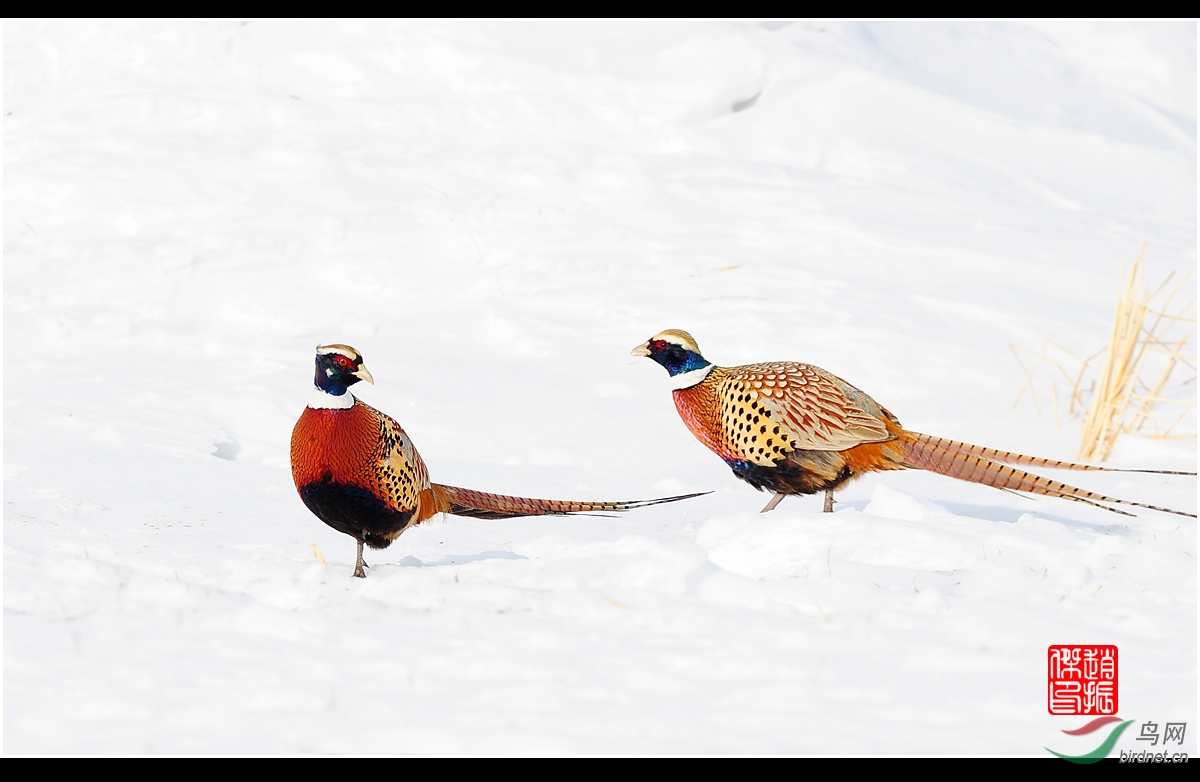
292, 344, 704, 577
632, 329, 1196, 518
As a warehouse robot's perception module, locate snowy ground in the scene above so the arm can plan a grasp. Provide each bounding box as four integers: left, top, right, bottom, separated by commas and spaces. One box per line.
4, 20, 1196, 755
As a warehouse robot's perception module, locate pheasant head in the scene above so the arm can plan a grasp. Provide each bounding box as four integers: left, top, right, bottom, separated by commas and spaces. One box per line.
631, 329, 712, 384
313, 343, 375, 397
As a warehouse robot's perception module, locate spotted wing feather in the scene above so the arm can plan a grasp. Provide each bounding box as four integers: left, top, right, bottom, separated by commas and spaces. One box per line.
362, 403, 431, 515
718, 362, 893, 466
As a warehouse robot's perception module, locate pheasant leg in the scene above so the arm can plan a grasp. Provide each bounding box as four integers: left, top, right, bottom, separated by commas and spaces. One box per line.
353, 538, 368, 578
823, 490, 835, 513
760, 492, 786, 513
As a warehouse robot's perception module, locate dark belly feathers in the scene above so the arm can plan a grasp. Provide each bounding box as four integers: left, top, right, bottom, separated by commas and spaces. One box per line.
299, 476, 416, 549
727, 450, 853, 496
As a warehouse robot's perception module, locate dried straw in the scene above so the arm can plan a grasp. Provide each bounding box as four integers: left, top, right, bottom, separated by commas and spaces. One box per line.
1012, 245, 1195, 462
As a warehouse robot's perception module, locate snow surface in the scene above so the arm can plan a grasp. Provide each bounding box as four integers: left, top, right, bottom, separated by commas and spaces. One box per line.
4, 20, 1196, 755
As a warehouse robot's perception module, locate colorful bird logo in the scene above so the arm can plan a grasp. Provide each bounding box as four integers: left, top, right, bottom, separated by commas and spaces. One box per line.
1046, 716, 1134, 763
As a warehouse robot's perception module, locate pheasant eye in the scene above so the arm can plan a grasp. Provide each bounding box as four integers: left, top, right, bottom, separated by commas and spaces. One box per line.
332, 355, 353, 370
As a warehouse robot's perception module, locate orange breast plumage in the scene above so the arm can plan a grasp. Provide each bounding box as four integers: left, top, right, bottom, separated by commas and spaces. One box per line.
671, 371, 733, 461
290, 399, 431, 549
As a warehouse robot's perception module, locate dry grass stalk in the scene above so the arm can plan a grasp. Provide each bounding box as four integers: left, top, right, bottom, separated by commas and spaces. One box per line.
1009, 341, 1103, 419
1011, 245, 1195, 462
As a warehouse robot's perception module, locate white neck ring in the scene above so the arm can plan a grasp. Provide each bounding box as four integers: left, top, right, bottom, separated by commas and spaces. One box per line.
309, 387, 355, 410
669, 364, 714, 390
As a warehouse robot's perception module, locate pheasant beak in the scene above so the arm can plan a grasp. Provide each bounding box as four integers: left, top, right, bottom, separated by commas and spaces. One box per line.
630, 341, 651, 357
353, 365, 375, 385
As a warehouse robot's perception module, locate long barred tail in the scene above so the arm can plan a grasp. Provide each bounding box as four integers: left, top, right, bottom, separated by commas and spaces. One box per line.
897, 431, 1196, 518
429, 484, 707, 520
898, 432, 1196, 476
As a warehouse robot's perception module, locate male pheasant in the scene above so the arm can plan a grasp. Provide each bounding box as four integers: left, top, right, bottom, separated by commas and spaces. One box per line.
292, 344, 702, 577
632, 329, 1195, 518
